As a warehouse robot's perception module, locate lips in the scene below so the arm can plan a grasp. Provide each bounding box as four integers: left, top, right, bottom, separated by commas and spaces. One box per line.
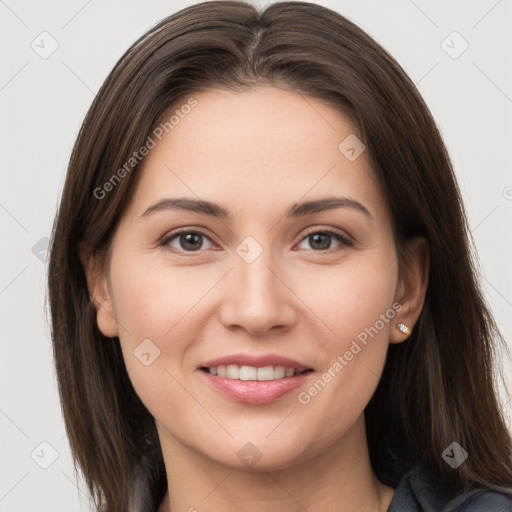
198, 353, 314, 404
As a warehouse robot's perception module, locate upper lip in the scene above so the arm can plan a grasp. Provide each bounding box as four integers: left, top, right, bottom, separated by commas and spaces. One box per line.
200, 353, 312, 371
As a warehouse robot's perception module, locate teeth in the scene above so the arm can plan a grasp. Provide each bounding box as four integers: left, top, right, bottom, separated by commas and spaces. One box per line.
207, 365, 301, 381
240, 366, 257, 380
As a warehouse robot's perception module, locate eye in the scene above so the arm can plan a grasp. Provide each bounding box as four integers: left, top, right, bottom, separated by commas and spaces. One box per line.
160, 227, 353, 254
296, 229, 353, 251
161, 230, 215, 252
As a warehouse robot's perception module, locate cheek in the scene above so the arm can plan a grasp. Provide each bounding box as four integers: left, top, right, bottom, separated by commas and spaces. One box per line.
107, 254, 223, 415
110, 252, 214, 341
106, 255, 178, 382
305, 255, 398, 347
341, 272, 396, 342
299, 256, 398, 415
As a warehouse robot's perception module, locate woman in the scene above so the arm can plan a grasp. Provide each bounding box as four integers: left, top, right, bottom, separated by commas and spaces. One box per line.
47, 1, 512, 511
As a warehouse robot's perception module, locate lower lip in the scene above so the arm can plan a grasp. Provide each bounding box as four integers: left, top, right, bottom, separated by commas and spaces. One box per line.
199, 370, 312, 404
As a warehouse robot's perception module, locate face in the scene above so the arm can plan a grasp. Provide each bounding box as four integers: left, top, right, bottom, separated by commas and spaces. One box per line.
88, 85, 423, 471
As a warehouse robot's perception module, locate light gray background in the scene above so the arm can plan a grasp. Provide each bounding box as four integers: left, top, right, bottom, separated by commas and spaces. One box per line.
1, 0, 511, 510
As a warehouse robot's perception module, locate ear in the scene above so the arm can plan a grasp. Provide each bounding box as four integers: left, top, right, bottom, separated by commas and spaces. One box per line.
390, 237, 429, 344
80, 249, 119, 338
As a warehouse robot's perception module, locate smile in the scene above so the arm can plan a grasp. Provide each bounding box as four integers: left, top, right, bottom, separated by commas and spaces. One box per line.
200, 364, 312, 381
198, 366, 314, 404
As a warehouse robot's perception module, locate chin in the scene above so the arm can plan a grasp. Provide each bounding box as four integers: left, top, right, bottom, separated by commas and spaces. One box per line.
207, 436, 314, 472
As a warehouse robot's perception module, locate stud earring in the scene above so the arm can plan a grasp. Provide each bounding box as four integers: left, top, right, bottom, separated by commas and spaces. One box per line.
397, 322, 410, 334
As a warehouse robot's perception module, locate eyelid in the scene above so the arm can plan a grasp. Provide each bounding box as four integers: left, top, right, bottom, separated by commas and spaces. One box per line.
299, 226, 353, 244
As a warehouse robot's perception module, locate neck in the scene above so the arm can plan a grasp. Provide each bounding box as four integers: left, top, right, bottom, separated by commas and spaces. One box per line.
157, 414, 395, 512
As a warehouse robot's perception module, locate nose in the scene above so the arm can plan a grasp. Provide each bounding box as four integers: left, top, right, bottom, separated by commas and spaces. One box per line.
217, 250, 298, 336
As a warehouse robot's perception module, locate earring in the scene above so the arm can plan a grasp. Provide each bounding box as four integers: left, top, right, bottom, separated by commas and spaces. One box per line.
397, 322, 410, 334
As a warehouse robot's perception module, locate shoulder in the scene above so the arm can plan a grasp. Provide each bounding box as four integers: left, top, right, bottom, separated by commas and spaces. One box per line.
387, 465, 512, 512
441, 488, 512, 511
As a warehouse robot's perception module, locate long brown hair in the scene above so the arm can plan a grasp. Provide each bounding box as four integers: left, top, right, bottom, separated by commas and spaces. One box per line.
47, 1, 512, 510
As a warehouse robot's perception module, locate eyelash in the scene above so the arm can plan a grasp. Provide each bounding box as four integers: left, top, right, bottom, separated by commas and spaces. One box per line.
159, 227, 354, 254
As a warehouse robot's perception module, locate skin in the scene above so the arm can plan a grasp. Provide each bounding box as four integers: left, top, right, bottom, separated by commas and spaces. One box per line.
84, 86, 428, 512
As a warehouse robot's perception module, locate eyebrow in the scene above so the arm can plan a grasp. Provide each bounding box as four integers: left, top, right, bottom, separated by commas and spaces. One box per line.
141, 196, 372, 220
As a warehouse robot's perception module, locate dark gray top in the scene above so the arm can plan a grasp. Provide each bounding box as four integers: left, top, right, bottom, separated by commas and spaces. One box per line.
129, 457, 512, 512
387, 465, 512, 511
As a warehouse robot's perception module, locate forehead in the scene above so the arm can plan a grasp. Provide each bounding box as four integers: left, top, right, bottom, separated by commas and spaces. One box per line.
126, 86, 388, 221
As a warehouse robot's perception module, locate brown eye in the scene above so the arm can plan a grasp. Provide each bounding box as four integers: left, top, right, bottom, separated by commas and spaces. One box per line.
162, 230, 214, 252
297, 230, 353, 251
